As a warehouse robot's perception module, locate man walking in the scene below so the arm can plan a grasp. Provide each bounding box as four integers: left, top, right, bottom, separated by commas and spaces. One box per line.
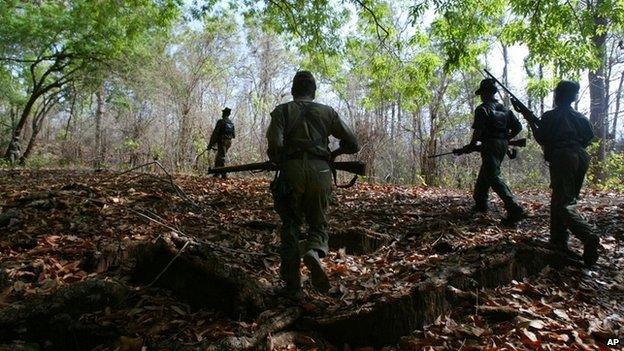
266, 71, 359, 299
511, 81, 600, 266
457, 78, 525, 225
208, 107, 235, 179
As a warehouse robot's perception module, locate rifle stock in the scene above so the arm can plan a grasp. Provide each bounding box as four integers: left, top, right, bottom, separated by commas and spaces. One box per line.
208, 160, 367, 176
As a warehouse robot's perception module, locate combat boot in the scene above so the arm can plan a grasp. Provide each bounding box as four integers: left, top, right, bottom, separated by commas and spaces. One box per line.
303, 250, 330, 293
276, 286, 304, 303
501, 207, 526, 227
582, 235, 599, 267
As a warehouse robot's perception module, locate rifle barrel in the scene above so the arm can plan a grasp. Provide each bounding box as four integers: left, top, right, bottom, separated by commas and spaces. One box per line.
428, 151, 454, 159
483, 69, 520, 101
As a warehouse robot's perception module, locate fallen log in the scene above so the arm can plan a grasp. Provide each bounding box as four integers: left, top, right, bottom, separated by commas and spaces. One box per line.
328, 227, 391, 254
204, 307, 301, 351
131, 232, 270, 318
314, 238, 583, 347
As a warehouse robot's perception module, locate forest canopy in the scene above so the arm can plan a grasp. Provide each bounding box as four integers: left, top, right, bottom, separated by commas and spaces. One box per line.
1, 0, 623, 189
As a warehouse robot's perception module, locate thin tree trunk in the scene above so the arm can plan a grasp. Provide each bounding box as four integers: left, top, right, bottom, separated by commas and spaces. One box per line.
539, 64, 545, 116
502, 44, 510, 106
588, 0, 608, 162
94, 86, 105, 168
612, 71, 624, 139
20, 94, 59, 162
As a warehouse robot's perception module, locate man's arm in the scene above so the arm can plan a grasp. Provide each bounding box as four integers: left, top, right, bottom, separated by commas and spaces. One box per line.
266, 107, 285, 162
208, 120, 222, 149
577, 115, 595, 148
510, 98, 548, 145
468, 106, 487, 146
329, 109, 360, 160
507, 111, 522, 140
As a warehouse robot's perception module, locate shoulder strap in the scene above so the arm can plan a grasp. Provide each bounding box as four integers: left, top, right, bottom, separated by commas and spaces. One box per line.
284, 102, 311, 139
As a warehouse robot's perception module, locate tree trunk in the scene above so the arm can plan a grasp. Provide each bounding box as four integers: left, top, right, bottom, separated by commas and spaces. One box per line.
94, 86, 105, 168
3, 93, 40, 159
502, 44, 510, 106
20, 121, 43, 163
539, 64, 545, 116
612, 71, 624, 139
588, 0, 608, 162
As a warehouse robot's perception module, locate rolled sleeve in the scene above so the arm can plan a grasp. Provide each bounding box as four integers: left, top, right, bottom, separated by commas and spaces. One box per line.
330, 109, 360, 154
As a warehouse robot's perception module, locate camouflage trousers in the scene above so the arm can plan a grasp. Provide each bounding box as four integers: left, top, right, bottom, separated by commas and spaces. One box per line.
548, 147, 594, 246
272, 158, 332, 289
473, 139, 522, 213
214, 139, 232, 178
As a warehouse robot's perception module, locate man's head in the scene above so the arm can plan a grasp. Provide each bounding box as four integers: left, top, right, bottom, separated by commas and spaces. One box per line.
475, 78, 497, 102
222, 107, 231, 117
291, 70, 316, 99
554, 80, 580, 107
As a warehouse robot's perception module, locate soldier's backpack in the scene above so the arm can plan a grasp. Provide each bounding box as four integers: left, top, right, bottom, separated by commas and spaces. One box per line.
222, 120, 235, 139
484, 103, 510, 139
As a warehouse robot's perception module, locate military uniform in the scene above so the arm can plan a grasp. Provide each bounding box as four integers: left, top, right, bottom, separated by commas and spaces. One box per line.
208, 109, 235, 178
512, 80, 599, 266
533, 107, 596, 250
266, 95, 359, 293
8, 137, 21, 165
471, 98, 524, 216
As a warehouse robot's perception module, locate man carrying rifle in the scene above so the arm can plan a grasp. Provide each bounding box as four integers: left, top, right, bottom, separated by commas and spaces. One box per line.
266, 71, 360, 299
456, 78, 525, 225
510, 81, 599, 266
207, 107, 235, 179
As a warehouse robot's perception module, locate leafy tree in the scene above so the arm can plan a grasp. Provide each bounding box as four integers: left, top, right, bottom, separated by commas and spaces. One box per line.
0, 0, 180, 160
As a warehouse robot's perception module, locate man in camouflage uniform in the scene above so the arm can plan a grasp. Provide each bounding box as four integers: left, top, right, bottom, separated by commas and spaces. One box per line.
456, 78, 525, 225
266, 71, 359, 298
512, 81, 599, 266
8, 136, 21, 165
208, 107, 235, 179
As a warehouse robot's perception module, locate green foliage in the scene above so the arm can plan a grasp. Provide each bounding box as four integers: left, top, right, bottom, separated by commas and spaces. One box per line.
24, 153, 56, 169
240, 0, 348, 75
598, 152, 624, 192
429, 0, 504, 71
122, 138, 141, 151
587, 141, 624, 191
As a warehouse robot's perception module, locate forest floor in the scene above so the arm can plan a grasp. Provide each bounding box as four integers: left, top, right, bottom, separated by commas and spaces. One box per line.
0, 168, 623, 351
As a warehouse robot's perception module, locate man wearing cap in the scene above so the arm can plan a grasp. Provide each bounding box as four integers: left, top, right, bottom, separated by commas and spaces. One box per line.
511, 81, 599, 266
456, 78, 525, 225
266, 71, 360, 299
208, 107, 235, 179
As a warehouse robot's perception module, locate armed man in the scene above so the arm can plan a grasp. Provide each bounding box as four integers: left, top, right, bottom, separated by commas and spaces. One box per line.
456, 78, 525, 225
8, 136, 21, 165
266, 71, 360, 299
207, 107, 235, 179
511, 81, 599, 266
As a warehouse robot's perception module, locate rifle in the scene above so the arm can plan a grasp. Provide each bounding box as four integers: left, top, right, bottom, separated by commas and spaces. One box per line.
482, 69, 540, 126
208, 160, 365, 175
428, 138, 527, 158
208, 160, 367, 188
